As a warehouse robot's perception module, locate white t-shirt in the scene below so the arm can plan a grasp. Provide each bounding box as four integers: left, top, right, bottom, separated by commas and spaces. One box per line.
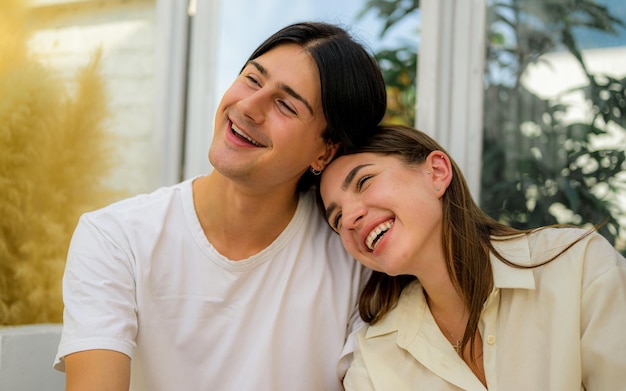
54, 178, 367, 391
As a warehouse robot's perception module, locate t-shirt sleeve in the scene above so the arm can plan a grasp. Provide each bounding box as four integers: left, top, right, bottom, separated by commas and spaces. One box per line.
54, 212, 138, 371
337, 265, 371, 379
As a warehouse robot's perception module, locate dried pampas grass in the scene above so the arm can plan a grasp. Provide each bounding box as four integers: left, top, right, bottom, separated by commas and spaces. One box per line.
0, 0, 119, 325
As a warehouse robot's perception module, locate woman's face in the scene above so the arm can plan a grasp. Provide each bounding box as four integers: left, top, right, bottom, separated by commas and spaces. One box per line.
320, 152, 447, 277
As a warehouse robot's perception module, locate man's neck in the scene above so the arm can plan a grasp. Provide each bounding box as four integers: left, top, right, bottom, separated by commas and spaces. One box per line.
192, 173, 300, 260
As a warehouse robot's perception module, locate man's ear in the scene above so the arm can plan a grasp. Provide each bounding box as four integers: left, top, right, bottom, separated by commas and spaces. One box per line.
314, 142, 340, 171
426, 150, 453, 195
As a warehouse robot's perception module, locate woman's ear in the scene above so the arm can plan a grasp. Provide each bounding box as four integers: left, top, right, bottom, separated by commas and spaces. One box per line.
426, 151, 453, 196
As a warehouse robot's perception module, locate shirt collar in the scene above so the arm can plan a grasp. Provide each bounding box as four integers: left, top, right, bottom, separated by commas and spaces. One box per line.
365, 281, 424, 340
365, 234, 537, 340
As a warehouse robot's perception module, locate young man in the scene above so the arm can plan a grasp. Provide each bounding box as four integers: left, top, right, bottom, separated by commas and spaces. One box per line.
54, 22, 387, 390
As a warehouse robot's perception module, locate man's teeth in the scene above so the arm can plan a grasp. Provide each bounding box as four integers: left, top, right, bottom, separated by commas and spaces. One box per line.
232, 124, 262, 146
366, 221, 393, 251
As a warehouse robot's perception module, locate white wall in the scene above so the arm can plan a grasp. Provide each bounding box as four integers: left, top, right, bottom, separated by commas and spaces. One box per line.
0, 324, 64, 391
29, 0, 160, 197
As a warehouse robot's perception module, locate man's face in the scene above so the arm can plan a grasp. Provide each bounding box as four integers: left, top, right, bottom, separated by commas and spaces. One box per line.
209, 43, 331, 193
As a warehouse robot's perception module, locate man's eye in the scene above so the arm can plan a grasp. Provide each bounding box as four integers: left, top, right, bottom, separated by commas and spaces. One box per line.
277, 100, 297, 115
246, 75, 260, 86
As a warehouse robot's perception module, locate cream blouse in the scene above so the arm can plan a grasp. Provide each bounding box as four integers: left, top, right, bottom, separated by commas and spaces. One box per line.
344, 228, 626, 391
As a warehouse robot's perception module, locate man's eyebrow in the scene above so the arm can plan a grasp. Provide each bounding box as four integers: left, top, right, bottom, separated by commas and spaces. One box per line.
324, 164, 373, 223
249, 60, 268, 77
248, 60, 314, 116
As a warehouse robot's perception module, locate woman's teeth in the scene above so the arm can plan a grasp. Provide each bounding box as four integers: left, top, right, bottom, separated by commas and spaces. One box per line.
366, 220, 393, 251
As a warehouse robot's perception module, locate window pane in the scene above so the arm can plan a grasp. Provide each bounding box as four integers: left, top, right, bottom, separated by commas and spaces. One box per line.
28, 0, 159, 197
481, 0, 626, 254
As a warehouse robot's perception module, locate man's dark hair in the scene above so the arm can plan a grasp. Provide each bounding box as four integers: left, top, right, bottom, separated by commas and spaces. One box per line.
243, 22, 387, 191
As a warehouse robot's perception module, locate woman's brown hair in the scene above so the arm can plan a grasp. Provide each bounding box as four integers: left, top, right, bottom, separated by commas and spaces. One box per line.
323, 124, 594, 360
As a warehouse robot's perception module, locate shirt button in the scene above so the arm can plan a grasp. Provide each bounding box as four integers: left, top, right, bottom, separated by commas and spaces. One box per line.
487, 335, 496, 345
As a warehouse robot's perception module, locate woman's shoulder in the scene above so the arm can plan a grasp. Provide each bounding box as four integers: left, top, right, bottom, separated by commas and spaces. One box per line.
526, 227, 617, 258
493, 227, 609, 258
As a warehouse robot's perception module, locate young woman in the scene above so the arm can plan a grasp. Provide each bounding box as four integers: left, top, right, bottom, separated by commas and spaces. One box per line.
319, 124, 626, 390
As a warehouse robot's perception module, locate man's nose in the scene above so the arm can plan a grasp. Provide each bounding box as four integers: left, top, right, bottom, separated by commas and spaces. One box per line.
238, 88, 271, 123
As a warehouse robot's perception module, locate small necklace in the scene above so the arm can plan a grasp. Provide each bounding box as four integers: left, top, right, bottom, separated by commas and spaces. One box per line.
432, 313, 463, 353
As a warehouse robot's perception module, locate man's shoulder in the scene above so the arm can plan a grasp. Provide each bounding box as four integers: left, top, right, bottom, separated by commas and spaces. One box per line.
81, 179, 193, 228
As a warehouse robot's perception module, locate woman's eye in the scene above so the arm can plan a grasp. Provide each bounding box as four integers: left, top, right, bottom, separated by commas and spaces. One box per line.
332, 212, 342, 231
357, 175, 373, 191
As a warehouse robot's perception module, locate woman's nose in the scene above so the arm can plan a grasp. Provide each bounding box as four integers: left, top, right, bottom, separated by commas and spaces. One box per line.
342, 202, 366, 230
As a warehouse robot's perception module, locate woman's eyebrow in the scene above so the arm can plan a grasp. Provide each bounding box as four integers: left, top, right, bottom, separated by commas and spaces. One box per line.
324, 164, 373, 222
248, 60, 314, 115
342, 164, 373, 190
325, 203, 337, 222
